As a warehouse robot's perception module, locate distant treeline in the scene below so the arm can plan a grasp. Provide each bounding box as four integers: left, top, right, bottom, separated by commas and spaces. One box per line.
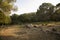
0, 2, 60, 25
10, 3, 60, 24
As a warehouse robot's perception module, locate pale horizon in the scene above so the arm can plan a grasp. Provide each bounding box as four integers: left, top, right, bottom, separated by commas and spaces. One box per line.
11, 0, 60, 15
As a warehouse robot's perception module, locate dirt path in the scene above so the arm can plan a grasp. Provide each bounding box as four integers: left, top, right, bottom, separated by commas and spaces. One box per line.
0, 26, 20, 36
0, 25, 46, 40
0, 25, 60, 40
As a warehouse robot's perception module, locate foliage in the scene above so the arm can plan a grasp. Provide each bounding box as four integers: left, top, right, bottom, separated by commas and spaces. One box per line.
0, 0, 17, 25
18, 12, 36, 23
10, 12, 36, 24
10, 14, 19, 24
36, 3, 60, 22
0, 11, 5, 24
36, 3, 54, 21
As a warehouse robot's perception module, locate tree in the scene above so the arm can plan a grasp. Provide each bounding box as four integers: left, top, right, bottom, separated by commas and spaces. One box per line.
0, 0, 16, 12
0, 11, 5, 24
56, 3, 60, 7
51, 3, 60, 21
36, 3, 54, 21
18, 12, 36, 23
0, 0, 17, 25
10, 14, 18, 24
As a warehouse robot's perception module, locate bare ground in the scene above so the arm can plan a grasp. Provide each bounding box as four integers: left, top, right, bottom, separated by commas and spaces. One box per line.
0, 25, 60, 40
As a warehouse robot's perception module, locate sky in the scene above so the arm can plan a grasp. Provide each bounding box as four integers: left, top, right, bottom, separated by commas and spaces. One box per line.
11, 0, 60, 15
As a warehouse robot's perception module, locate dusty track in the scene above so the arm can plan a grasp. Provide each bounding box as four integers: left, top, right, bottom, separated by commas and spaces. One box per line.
0, 25, 60, 40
